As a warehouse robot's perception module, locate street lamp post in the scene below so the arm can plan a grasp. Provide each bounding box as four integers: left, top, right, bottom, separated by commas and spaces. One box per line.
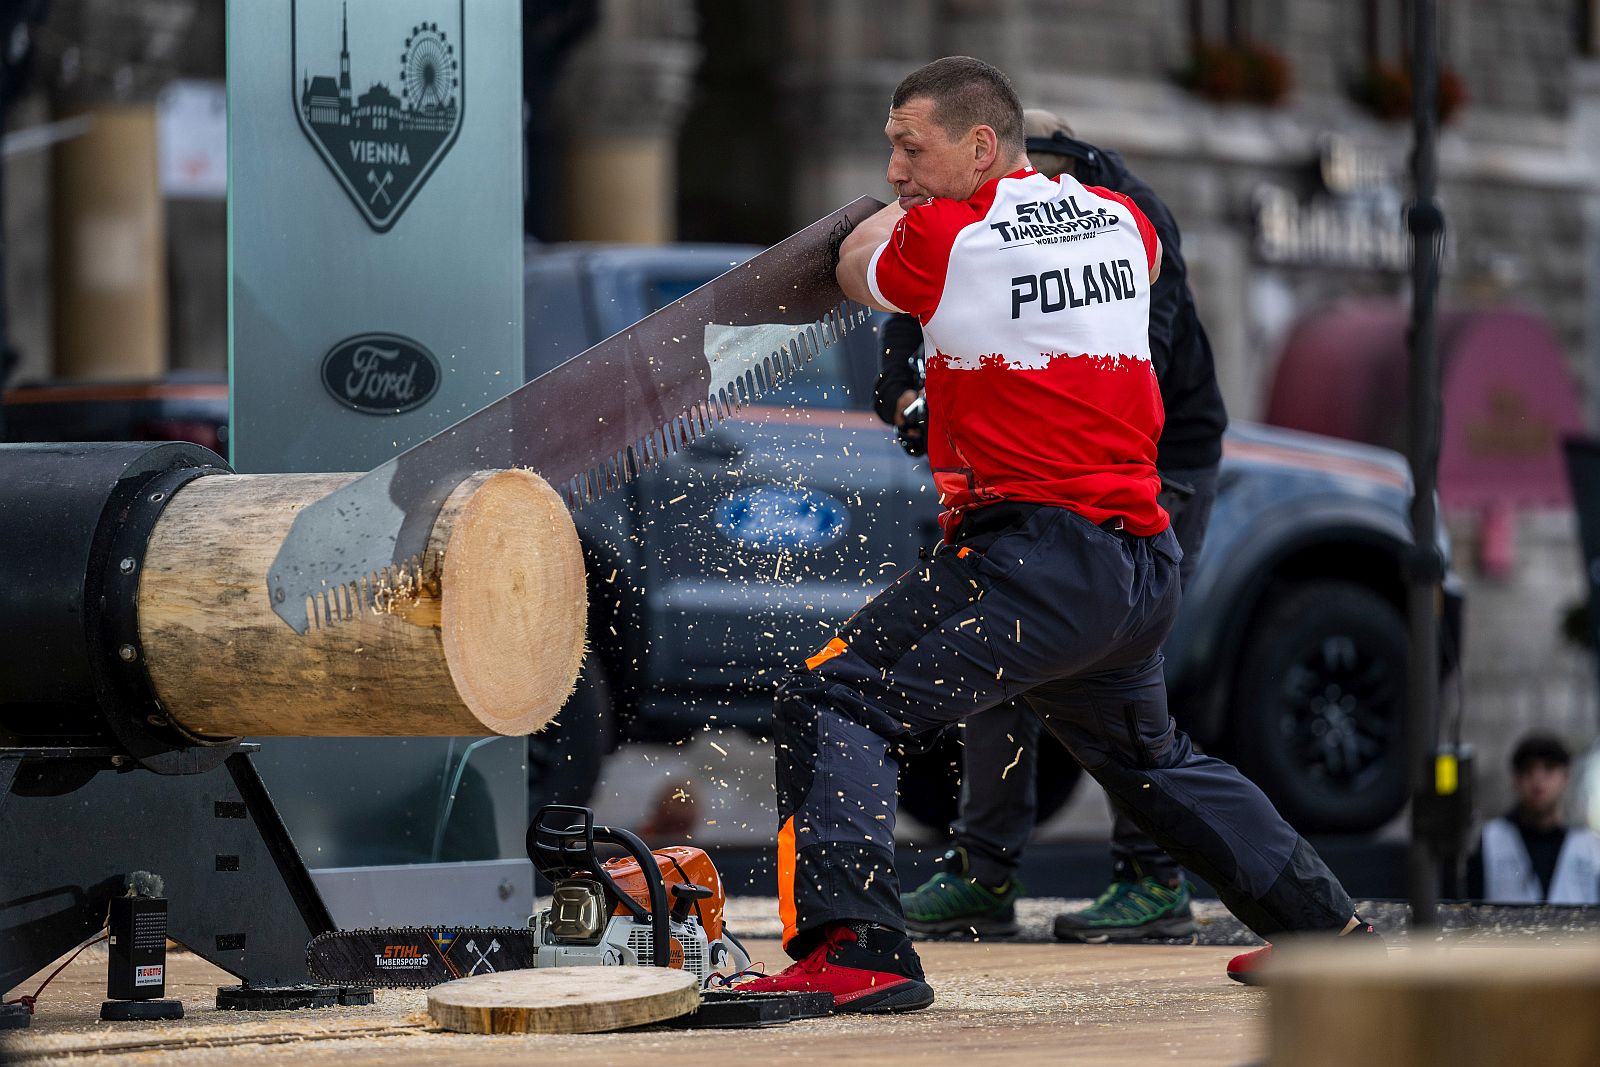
1406, 0, 1447, 929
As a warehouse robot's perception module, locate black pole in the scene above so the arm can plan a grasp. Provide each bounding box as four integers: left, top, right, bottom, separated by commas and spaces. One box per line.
1405, 0, 1445, 929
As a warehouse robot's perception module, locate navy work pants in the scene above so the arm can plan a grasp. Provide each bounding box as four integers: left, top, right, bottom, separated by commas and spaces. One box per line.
953, 464, 1218, 887
772, 502, 1352, 956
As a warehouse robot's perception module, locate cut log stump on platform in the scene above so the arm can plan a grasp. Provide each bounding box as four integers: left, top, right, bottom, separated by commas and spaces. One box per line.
136, 468, 587, 737
426, 967, 700, 1035
1269, 939, 1600, 1067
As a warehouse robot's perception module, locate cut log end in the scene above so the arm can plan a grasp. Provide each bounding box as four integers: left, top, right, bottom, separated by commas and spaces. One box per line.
440, 468, 587, 736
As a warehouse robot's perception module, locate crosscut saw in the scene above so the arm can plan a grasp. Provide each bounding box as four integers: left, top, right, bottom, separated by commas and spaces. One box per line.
268, 197, 885, 632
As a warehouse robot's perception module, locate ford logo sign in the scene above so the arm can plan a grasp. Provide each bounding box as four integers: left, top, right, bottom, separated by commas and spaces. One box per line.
321, 332, 441, 415
715, 486, 850, 552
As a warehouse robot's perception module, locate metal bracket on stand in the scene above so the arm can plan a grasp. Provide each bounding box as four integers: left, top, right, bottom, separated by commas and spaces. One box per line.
0, 747, 349, 1011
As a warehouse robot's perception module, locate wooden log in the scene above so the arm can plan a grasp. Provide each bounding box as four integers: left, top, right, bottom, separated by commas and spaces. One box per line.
426, 967, 700, 1035
136, 469, 586, 737
1268, 938, 1600, 1067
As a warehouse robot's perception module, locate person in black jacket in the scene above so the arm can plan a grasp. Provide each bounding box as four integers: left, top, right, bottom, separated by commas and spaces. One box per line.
884, 108, 1230, 942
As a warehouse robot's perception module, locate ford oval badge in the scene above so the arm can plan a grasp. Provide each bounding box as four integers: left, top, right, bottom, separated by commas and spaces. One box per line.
321, 332, 441, 415
715, 486, 850, 552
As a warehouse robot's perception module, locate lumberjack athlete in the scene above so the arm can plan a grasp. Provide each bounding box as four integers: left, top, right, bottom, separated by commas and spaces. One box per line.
738, 57, 1375, 1012
891, 109, 1231, 945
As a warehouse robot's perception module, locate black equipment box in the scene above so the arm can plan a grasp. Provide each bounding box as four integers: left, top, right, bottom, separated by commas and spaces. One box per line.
107, 896, 168, 1001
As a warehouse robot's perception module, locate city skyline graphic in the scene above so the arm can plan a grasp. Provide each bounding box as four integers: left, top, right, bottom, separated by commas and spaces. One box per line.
292, 0, 465, 232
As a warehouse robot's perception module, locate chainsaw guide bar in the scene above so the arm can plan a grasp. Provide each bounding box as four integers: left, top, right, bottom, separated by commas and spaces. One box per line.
268, 196, 886, 633
307, 926, 539, 990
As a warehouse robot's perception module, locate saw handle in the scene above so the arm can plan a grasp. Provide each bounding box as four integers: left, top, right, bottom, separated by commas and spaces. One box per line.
670, 883, 713, 923
528, 804, 672, 968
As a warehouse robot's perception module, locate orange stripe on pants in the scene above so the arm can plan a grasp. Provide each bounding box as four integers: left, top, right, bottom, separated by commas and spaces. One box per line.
777, 816, 798, 949
804, 636, 847, 671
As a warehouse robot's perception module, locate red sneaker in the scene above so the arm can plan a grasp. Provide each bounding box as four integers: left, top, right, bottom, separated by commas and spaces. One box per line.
1226, 922, 1380, 985
734, 924, 935, 1014
1226, 944, 1272, 985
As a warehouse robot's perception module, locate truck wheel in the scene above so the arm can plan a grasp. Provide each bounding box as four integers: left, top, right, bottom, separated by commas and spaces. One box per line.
527, 652, 612, 813
896, 726, 1083, 836
1231, 581, 1408, 833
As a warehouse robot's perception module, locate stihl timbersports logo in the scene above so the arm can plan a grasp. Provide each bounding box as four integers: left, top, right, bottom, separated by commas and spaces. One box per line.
374, 944, 431, 968
292, 0, 464, 232
991, 195, 1117, 247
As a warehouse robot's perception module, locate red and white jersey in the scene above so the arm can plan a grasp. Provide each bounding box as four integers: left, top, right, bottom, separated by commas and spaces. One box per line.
868, 166, 1168, 536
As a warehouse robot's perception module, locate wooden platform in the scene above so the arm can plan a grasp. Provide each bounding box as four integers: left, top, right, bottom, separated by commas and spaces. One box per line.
1, 939, 1259, 1066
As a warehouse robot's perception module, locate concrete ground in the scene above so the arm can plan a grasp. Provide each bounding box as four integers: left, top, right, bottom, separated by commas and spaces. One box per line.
2, 929, 1261, 1065
10, 897, 1599, 1065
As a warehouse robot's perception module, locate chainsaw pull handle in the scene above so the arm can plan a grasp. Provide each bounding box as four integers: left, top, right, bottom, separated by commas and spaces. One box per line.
670, 882, 713, 923
527, 805, 672, 968
527, 804, 599, 881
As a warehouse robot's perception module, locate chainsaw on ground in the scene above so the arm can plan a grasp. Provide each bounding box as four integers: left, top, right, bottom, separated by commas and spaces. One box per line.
307, 804, 755, 989
308, 806, 829, 1027
302, 806, 838, 1030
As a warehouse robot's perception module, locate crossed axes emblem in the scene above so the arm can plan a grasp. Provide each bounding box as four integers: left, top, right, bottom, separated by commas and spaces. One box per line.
367, 169, 394, 206
465, 938, 501, 976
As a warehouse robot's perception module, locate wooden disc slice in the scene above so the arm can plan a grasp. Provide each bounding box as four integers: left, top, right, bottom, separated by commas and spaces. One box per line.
427, 967, 700, 1035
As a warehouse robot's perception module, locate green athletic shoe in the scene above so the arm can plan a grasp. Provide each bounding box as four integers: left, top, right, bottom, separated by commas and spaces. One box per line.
902, 849, 1023, 938
1052, 877, 1197, 943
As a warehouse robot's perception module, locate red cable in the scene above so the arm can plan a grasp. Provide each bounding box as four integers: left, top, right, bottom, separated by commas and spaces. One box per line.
4, 931, 109, 1015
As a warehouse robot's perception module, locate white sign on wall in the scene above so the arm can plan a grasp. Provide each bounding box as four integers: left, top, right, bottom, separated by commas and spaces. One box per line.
158, 79, 227, 199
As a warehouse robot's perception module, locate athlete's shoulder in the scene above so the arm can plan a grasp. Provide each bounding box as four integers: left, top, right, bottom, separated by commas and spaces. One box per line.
1078, 182, 1160, 270
900, 193, 986, 237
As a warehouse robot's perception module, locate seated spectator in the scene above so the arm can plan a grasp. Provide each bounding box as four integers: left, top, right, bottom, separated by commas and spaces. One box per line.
1466, 734, 1600, 904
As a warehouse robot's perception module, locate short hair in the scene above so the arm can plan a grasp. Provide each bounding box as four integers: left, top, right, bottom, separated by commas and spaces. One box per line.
891, 57, 1024, 155
1511, 733, 1571, 773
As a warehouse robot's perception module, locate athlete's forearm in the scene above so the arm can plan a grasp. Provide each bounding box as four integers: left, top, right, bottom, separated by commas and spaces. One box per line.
836, 202, 905, 311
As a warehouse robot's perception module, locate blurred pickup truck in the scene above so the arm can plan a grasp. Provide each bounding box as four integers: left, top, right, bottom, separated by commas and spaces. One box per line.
3, 242, 1462, 835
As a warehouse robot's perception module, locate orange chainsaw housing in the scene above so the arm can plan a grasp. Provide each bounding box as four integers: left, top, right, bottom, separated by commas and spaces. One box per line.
599, 845, 725, 940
